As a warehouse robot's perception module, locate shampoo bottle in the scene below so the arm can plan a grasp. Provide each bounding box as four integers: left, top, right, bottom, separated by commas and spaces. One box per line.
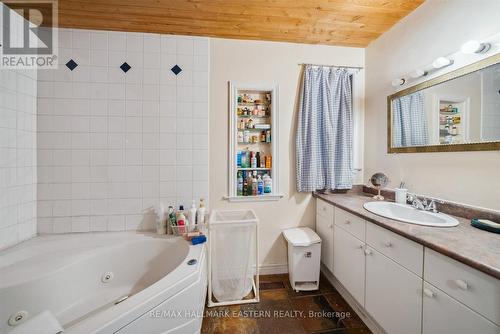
188, 200, 197, 225
196, 198, 206, 225
177, 205, 186, 233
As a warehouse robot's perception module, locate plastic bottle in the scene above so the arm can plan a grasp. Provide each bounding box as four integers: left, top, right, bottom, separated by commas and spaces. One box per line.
196, 198, 206, 225
264, 174, 272, 194
246, 173, 253, 196
241, 148, 248, 168
266, 130, 271, 142
251, 151, 257, 169
237, 151, 242, 167
188, 200, 197, 225
256, 152, 261, 167
257, 175, 264, 195
155, 203, 166, 234
252, 173, 258, 196
177, 205, 186, 233
237, 171, 243, 196
243, 172, 248, 196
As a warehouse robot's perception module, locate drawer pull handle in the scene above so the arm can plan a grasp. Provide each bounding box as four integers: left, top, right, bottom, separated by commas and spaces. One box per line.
328, 224, 333, 229
345, 220, 351, 225
356, 244, 364, 249
455, 279, 469, 290
364, 248, 372, 255
423, 288, 435, 298
322, 207, 326, 211
384, 241, 392, 247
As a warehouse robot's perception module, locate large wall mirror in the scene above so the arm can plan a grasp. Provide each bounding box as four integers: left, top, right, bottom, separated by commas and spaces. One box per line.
388, 54, 500, 153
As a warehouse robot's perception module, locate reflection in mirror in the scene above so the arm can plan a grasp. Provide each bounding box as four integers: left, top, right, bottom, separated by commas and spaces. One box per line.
389, 59, 500, 150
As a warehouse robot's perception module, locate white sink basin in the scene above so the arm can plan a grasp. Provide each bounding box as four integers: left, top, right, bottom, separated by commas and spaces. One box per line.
363, 201, 459, 227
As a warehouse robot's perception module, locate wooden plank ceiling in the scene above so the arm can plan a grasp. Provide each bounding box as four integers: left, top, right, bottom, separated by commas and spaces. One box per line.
55, 0, 424, 47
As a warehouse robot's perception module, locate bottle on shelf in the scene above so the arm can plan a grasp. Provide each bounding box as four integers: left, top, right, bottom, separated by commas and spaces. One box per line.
251, 151, 257, 169
237, 171, 243, 196
237, 130, 243, 143
241, 148, 248, 168
188, 200, 197, 226
242, 171, 248, 196
257, 175, 264, 195
260, 131, 266, 142
256, 152, 261, 167
177, 205, 186, 232
260, 155, 266, 168
246, 173, 253, 196
263, 174, 272, 194
265, 155, 272, 169
243, 130, 250, 143
266, 130, 271, 142
252, 172, 258, 196
237, 150, 242, 167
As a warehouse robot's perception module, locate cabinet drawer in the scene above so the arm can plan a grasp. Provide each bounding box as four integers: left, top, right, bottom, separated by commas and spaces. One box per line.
334, 208, 365, 241
366, 223, 423, 276
423, 282, 499, 334
424, 248, 500, 325
316, 199, 334, 220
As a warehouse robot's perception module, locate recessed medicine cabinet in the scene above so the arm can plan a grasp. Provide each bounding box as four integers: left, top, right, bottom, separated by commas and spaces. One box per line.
225, 82, 282, 202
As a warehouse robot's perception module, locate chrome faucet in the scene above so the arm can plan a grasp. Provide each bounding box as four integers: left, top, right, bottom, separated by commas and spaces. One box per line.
407, 194, 443, 213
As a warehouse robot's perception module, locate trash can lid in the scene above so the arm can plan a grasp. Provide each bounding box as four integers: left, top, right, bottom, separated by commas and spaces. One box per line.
282, 227, 321, 246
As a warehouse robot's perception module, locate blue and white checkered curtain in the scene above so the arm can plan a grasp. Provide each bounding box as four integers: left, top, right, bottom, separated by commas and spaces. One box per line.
392, 92, 428, 147
296, 65, 353, 192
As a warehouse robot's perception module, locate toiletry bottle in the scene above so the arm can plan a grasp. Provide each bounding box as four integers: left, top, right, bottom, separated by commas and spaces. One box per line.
196, 198, 206, 225
252, 172, 258, 196
237, 150, 242, 167
260, 131, 266, 142
266, 130, 271, 142
243, 130, 250, 143
188, 200, 197, 226
260, 155, 266, 168
256, 152, 260, 167
265, 155, 272, 168
247, 173, 253, 196
237, 171, 243, 196
251, 151, 257, 169
177, 205, 186, 233
257, 175, 263, 195
237, 131, 243, 143
246, 149, 251, 168
243, 171, 248, 196
264, 174, 272, 194
241, 148, 248, 168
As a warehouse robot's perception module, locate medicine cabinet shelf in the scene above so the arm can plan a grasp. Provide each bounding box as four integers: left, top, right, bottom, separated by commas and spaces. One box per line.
227, 82, 282, 202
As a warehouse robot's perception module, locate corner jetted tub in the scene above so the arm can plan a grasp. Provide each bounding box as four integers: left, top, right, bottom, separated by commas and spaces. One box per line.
0, 232, 207, 334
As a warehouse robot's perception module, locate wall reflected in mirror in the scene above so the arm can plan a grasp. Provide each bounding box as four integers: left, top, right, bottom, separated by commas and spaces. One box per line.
390, 61, 500, 149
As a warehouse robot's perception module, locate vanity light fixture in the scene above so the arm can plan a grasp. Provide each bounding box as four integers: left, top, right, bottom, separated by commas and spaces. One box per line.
432, 56, 454, 69
409, 69, 427, 79
460, 40, 491, 54
391, 78, 406, 87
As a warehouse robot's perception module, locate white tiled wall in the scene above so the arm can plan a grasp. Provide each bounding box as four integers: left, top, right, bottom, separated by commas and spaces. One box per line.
0, 4, 38, 249
37, 28, 209, 234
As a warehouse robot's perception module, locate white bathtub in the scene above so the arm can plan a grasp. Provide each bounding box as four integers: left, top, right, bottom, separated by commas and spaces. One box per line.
0, 232, 207, 334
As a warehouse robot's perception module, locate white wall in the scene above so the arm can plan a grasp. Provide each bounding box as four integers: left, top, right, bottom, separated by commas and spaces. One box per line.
36, 28, 209, 233
210, 38, 364, 271
0, 5, 38, 249
365, 0, 500, 211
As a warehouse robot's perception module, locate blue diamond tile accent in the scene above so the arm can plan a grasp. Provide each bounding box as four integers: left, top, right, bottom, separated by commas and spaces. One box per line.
171, 64, 182, 75
120, 62, 131, 73
65, 59, 78, 71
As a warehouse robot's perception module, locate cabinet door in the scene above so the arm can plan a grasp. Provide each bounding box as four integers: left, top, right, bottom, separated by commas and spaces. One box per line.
423, 282, 499, 334
315, 213, 334, 273
365, 246, 422, 334
333, 225, 365, 305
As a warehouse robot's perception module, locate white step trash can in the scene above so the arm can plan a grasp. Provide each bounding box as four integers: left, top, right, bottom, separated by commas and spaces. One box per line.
282, 227, 321, 292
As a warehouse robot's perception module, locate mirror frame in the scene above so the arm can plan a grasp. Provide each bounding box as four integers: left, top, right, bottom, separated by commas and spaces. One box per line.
387, 53, 500, 153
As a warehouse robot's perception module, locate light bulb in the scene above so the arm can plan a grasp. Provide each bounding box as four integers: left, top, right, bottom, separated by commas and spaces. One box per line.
410, 69, 427, 79
460, 40, 491, 54
391, 78, 405, 87
432, 57, 453, 69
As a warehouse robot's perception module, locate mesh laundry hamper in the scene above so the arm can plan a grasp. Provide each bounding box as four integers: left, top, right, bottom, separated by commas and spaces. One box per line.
208, 210, 259, 307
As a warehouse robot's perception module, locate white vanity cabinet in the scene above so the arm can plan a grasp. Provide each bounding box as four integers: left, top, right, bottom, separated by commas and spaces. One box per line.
315, 199, 334, 272
314, 197, 500, 334
333, 224, 366, 305
422, 282, 499, 334
365, 246, 422, 334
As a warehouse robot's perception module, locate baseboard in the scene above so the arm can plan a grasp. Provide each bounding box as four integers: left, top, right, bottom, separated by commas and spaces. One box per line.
321, 265, 386, 334
259, 263, 288, 275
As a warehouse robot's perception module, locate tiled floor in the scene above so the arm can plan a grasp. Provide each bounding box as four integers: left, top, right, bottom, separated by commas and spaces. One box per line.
201, 274, 372, 334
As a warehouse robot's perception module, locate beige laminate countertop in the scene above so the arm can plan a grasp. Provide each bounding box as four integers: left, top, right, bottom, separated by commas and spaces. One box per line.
313, 192, 500, 280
